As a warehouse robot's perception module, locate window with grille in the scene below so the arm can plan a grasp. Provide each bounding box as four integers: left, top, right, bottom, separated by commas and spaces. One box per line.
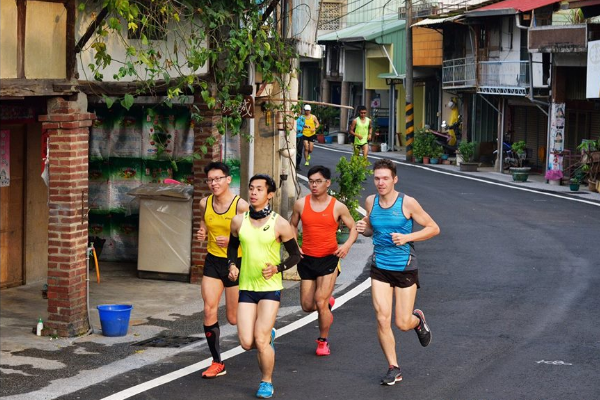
319, 3, 342, 31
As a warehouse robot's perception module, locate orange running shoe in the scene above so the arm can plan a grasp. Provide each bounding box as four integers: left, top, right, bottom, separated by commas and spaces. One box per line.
202, 361, 226, 378
315, 339, 330, 356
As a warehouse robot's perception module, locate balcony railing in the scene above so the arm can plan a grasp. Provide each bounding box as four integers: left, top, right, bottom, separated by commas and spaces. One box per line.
442, 57, 476, 89
478, 60, 529, 96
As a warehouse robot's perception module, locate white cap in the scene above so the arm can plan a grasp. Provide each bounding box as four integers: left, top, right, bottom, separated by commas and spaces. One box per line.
304, 104, 311, 111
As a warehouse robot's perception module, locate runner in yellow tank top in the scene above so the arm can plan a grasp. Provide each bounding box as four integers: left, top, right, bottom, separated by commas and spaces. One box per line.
227, 174, 301, 399
300, 104, 320, 167
196, 162, 248, 378
349, 106, 372, 158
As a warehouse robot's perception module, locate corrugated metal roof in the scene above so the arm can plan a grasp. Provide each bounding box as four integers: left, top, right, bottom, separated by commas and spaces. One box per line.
317, 14, 406, 43
470, 0, 559, 13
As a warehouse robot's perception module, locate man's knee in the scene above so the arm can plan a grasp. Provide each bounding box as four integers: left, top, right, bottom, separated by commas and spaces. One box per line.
395, 315, 415, 331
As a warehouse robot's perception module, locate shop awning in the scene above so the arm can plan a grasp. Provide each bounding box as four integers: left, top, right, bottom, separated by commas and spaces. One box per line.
412, 15, 463, 27
466, 0, 561, 16
377, 73, 406, 81
318, 14, 405, 43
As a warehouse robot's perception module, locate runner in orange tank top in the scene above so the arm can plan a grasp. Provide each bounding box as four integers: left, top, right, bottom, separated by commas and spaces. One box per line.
290, 165, 358, 356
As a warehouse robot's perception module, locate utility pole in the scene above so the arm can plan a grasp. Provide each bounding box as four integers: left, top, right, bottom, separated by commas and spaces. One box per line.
405, 0, 414, 161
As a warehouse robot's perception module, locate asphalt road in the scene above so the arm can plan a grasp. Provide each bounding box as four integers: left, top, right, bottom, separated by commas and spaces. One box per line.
61, 146, 600, 400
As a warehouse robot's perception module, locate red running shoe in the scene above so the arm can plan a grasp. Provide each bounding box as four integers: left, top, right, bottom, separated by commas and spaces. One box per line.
316, 339, 330, 356
202, 361, 226, 378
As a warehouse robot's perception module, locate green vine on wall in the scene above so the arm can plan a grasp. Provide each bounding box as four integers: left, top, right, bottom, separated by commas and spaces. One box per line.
79, 0, 299, 153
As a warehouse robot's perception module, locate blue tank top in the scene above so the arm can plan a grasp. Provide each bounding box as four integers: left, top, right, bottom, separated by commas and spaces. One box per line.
370, 193, 417, 271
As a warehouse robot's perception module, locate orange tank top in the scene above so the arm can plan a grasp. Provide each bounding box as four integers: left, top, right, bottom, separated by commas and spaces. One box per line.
300, 196, 339, 257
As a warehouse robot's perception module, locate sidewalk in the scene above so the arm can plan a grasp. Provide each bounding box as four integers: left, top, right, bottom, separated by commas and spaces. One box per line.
319, 140, 600, 205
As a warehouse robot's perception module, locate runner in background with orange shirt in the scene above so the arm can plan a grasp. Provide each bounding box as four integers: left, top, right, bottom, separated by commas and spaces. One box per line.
290, 165, 358, 356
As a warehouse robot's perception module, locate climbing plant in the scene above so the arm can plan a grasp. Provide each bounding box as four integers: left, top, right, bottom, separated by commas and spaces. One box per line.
79, 0, 299, 144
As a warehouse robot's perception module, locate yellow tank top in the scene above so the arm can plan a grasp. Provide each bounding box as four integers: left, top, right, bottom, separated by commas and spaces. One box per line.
205, 194, 241, 258
354, 117, 371, 145
302, 115, 317, 137
238, 212, 282, 292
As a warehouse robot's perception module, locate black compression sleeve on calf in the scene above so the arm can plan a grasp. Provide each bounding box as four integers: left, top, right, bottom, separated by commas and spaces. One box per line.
227, 234, 241, 269
277, 238, 302, 273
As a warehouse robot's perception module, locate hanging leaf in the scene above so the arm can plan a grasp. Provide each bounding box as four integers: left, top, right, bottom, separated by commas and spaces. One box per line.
120, 94, 134, 110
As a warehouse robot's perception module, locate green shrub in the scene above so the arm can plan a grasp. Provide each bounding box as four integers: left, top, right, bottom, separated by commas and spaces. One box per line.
458, 141, 475, 162
332, 154, 372, 221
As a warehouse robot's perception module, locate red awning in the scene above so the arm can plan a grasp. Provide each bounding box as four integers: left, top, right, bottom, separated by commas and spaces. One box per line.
475, 0, 559, 12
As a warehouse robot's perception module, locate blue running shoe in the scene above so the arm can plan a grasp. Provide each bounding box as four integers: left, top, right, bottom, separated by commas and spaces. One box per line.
256, 381, 274, 398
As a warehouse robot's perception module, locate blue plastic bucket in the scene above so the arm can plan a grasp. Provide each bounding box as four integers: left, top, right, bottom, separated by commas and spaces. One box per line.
97, 304, 133, 337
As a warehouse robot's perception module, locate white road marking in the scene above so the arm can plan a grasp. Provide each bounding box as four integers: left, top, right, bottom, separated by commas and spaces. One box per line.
101, 279, 372, 400
315, 145, 600, 208
536, 360, 573, 366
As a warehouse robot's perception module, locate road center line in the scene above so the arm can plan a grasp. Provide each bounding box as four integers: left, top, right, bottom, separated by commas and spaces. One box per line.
315, 145, 600, 208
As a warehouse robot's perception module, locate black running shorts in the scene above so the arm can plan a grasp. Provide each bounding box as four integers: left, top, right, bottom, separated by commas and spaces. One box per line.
238, 290, 281, 304
370, 265, 420, 289
298, 254, 340, 280
203, 253, 240, 288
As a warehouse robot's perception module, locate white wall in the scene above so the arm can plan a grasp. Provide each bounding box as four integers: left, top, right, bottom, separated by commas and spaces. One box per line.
77, 6, 207, 82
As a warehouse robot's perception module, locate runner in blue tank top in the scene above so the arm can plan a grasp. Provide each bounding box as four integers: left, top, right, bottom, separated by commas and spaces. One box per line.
356, 159, 440, 386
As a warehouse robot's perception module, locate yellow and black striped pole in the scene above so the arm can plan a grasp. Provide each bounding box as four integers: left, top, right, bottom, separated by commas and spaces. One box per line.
404, 0, 414, 162
405, 102, 414, 161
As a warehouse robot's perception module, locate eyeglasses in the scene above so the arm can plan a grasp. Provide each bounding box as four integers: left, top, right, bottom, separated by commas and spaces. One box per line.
308, 179, 327, 185
205, 176, 227, 184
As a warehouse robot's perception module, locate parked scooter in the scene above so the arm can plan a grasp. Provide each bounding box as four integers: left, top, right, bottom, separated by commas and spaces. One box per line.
428, 115, 462, 154
493, 140, 519, 170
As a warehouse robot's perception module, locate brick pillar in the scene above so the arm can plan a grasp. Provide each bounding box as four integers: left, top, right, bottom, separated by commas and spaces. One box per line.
39, 97, 95, 337
190, 103, 222, 284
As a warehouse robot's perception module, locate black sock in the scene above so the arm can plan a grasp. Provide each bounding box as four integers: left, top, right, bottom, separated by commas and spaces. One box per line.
204, 322, 221, 363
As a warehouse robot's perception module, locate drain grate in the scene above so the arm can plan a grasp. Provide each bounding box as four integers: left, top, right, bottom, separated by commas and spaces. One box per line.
132, 335, 204, 348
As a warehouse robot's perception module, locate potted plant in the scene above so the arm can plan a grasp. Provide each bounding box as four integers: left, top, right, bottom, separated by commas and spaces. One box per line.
458, 141, 478, 172
414, 129, 436, 164
509, 140, 530, 182
544, 169, 563, 185
412, 128, 428, 163
314, 105, 339, 137
332, 154, 372, 242
430, 144, 443, 164
316, 125, 326, 143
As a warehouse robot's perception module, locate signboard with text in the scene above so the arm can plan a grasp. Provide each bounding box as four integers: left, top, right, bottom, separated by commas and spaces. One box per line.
587, 40, 600, 99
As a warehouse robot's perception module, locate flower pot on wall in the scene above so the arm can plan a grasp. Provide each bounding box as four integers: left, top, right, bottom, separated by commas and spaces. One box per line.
324, 135, 334, 144
430, 158, 440, 164
423, 157, 430, 164
370, 143, 381, 152
317, 134, 325, 143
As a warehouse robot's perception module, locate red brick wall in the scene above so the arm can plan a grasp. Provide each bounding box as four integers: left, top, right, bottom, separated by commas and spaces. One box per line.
190, 106, 222, 284
39, 97, 95, 337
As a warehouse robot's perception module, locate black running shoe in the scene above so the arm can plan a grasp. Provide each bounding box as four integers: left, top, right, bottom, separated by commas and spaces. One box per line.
413, 309, 431, 347
380, 365, 402, 385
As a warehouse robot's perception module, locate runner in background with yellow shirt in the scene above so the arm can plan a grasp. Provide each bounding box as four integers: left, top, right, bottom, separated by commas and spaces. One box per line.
349, 106, 372, 158
300, 104, 320, 166
196, 162, 249, 379
227, 174, 301, 398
